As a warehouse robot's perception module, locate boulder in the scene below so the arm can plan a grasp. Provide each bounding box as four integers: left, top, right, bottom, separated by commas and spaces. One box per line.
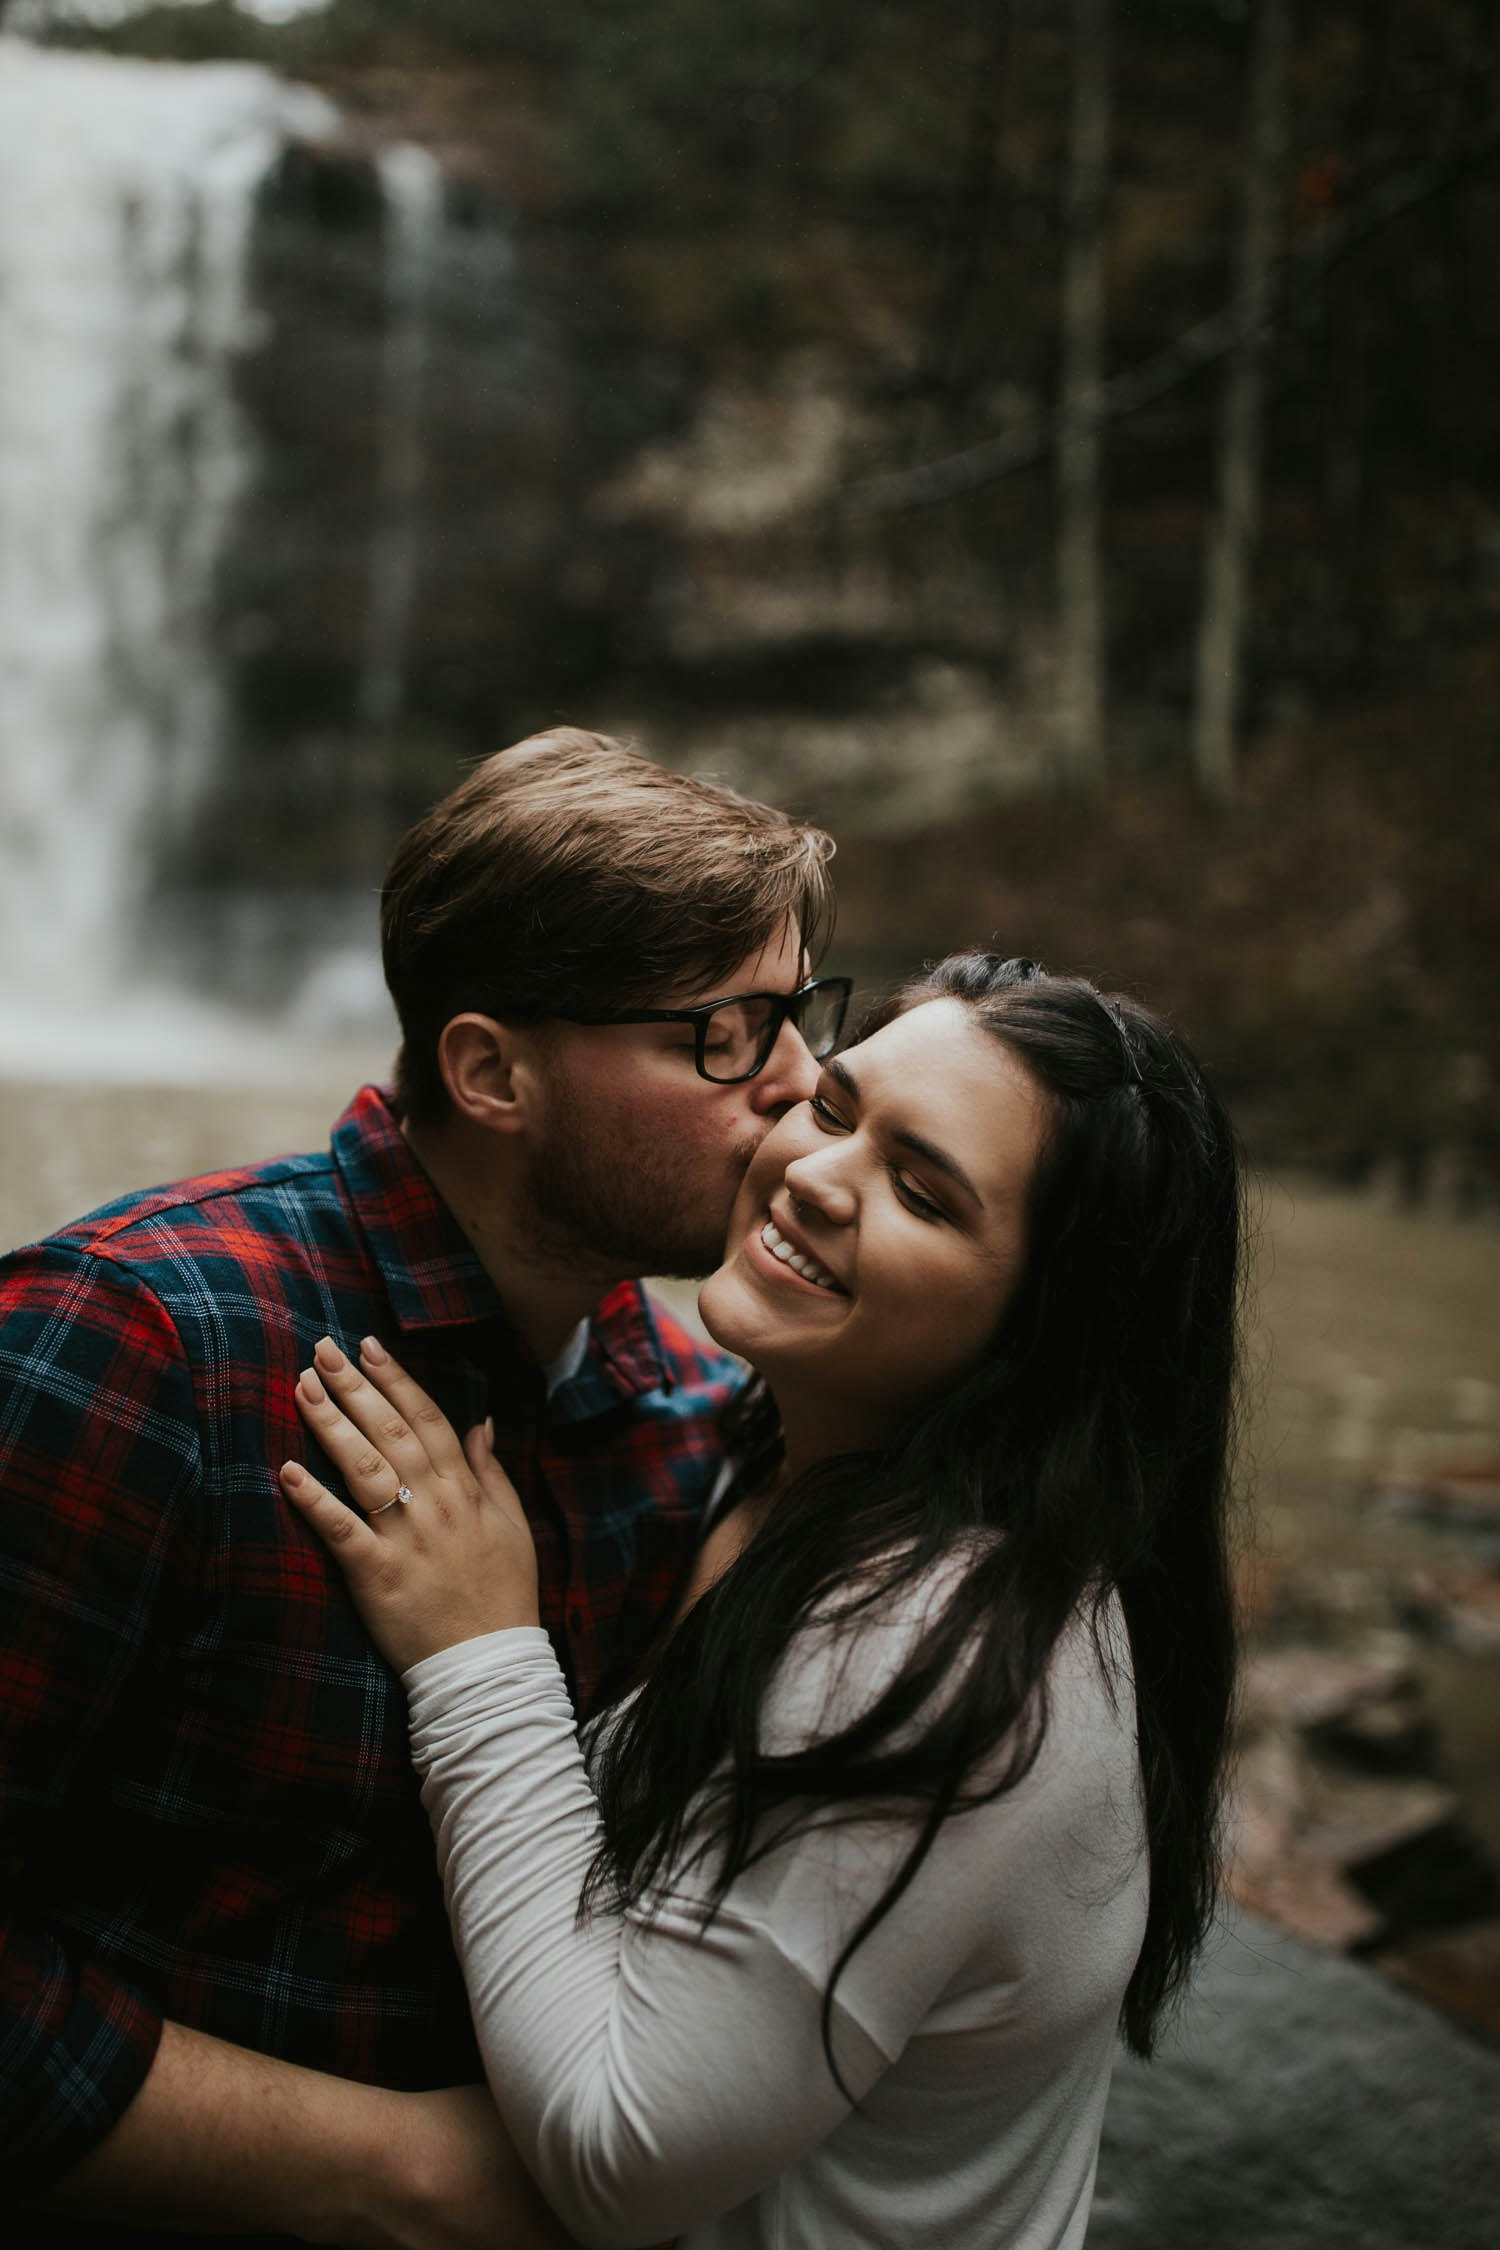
1380, 1917, 1500, 2043
1088, 1909, 1500, 2250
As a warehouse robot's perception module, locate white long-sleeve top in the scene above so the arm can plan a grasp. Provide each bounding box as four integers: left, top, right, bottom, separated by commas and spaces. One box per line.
404, 1581, 1149, 2250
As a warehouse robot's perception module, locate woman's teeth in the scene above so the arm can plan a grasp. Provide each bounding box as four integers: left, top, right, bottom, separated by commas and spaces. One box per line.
760, 1219, 844, 1294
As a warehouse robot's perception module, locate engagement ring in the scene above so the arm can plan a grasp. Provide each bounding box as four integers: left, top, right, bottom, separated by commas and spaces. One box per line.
369, 1484, 413, 1517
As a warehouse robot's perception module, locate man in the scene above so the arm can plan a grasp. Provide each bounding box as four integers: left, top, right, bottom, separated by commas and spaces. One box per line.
0, 729, 845, 2244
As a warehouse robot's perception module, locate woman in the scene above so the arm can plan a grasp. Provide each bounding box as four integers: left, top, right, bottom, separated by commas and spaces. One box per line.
283, 953, 1243, 2250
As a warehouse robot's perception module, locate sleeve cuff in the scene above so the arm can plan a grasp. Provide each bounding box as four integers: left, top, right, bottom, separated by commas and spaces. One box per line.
6, 1961, 163, 2194
401, 1624, 555, 1698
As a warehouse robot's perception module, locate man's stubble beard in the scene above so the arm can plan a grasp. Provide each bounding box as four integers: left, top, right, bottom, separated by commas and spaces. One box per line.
522, 1090, 762, 1282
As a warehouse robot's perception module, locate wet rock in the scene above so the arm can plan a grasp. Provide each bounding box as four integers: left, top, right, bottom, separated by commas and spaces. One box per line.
1088, 1908, 1500, 2250
1225, 1600, 1500, 1963
1228, 1856, 1382, 1951
1374, 1455, 1500, 1535
1225, 1727, 1310, 1883
1348, 1816, 1500, 1946
1239, 1634, 1419, 1731
1222, 1731, 1385, 1950
1296, 1771, 1457, 1878
1399, 1565, 1500, 1654
1225, 1723, 1465, 1950
1259, 1560, 1410, 1642
1379, 1917, 1500, 2043
1305, 1684, 1437, 1776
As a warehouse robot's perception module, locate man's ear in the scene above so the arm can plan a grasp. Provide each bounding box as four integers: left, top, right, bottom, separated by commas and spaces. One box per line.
435, 1015, 546, 1135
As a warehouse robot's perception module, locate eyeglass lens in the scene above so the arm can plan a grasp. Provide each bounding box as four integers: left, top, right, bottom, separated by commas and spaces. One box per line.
699, 984, 846, 1082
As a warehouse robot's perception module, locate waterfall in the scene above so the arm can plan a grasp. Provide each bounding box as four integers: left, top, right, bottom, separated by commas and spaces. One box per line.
358, 142, 444, 739
271, 141, 447, 1051
0, 38, 334, 1073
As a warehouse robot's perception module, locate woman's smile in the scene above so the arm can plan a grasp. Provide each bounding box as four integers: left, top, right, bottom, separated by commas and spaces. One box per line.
700, 999, 1050, 1457
749, 1208, 848, 1296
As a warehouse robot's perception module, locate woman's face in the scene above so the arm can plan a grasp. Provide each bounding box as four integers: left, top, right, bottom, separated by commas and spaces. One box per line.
698, 998, 1049, 1453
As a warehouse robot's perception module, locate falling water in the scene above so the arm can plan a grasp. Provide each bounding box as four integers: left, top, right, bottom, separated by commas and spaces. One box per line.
358, 142, 444, 739
270, 141, 449, 1048
0, 38, 334, 1073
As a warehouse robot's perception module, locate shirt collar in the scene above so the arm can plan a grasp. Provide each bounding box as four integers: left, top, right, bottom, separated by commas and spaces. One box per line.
544, 1318, 592, 1394
331, 1086, 672, 1407
552, 1282, 675, 1420
332, 1085, 503, 1334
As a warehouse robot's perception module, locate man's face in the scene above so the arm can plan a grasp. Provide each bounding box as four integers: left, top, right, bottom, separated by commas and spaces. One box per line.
521, 920, 822, 1278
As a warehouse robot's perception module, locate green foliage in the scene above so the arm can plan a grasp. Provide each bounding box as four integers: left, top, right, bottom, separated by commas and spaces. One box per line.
35, 1, 984, 212
19, 0, 1497, 1178
540, 0, 852, 202
37, 1, 282, 61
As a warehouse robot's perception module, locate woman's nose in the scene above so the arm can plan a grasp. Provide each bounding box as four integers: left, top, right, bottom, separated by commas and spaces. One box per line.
782, 1145, 857, 1226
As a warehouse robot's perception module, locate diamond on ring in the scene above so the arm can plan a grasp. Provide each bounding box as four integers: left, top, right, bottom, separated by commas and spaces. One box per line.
368, 1484, 411, 1518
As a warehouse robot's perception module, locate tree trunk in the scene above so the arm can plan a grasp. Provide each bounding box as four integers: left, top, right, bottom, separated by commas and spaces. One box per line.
1324, 0, 1389, 670
923, 0, 1009, 422
1192, 0, 1291, 802
1057, 0, 1111, 791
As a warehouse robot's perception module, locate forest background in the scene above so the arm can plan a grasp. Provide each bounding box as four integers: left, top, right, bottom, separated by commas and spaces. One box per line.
10, 0, 1500, 1202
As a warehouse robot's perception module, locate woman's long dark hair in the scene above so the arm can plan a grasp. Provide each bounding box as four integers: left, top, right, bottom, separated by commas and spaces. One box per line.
588, 954, 1244, 2063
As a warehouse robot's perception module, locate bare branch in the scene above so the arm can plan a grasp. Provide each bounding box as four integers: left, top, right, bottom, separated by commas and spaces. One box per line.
1192, 0, 1291, 802
1056, 0, 1111, 789
835, 116, 1500, 521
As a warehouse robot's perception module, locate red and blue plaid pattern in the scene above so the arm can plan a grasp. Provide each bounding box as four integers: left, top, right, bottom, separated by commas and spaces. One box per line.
0, 1087, 739, 2192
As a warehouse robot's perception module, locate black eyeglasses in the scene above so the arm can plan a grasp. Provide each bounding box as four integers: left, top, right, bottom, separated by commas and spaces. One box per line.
560, 976, 852, 1084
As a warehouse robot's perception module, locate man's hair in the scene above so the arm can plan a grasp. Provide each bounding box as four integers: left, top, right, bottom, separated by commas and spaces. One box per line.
381, 727, 837, 1123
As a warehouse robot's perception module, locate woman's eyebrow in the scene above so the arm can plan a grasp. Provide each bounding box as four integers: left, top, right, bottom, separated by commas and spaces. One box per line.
893, 1127, 983, 1208
822, 1057, 984, 1209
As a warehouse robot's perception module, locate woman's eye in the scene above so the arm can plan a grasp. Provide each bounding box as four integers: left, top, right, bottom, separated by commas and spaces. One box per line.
808, 1094, 849, 1131
893, 1172, 945, 1223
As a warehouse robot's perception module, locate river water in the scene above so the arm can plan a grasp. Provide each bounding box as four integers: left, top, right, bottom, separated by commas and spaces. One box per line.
1243, 1177, 1500, 1865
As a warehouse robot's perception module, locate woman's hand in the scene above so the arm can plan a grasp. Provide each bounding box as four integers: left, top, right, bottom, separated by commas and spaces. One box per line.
281, 1336, 539, 1672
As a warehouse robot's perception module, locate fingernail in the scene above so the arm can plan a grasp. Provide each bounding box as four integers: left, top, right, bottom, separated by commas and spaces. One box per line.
483, 1415, 495, 1449
299, 1368, 327, 1403
280, 1460, 306, 1487
360, 1334, 389, 1364
313, 1337, 345, 1371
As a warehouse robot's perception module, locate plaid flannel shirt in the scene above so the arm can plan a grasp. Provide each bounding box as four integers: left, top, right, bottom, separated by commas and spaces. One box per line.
0, 1086, 740, 2199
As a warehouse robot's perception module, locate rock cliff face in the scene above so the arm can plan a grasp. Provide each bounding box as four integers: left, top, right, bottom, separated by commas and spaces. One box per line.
179, 124, 698, 1003
5, 23, 1498, 1188
1090, 1909, 1500, 2250
0, 42, 697, 1025
182, 55, 1500, 1196
20, 71, 1055, 1016
203, 127, 1059, 892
